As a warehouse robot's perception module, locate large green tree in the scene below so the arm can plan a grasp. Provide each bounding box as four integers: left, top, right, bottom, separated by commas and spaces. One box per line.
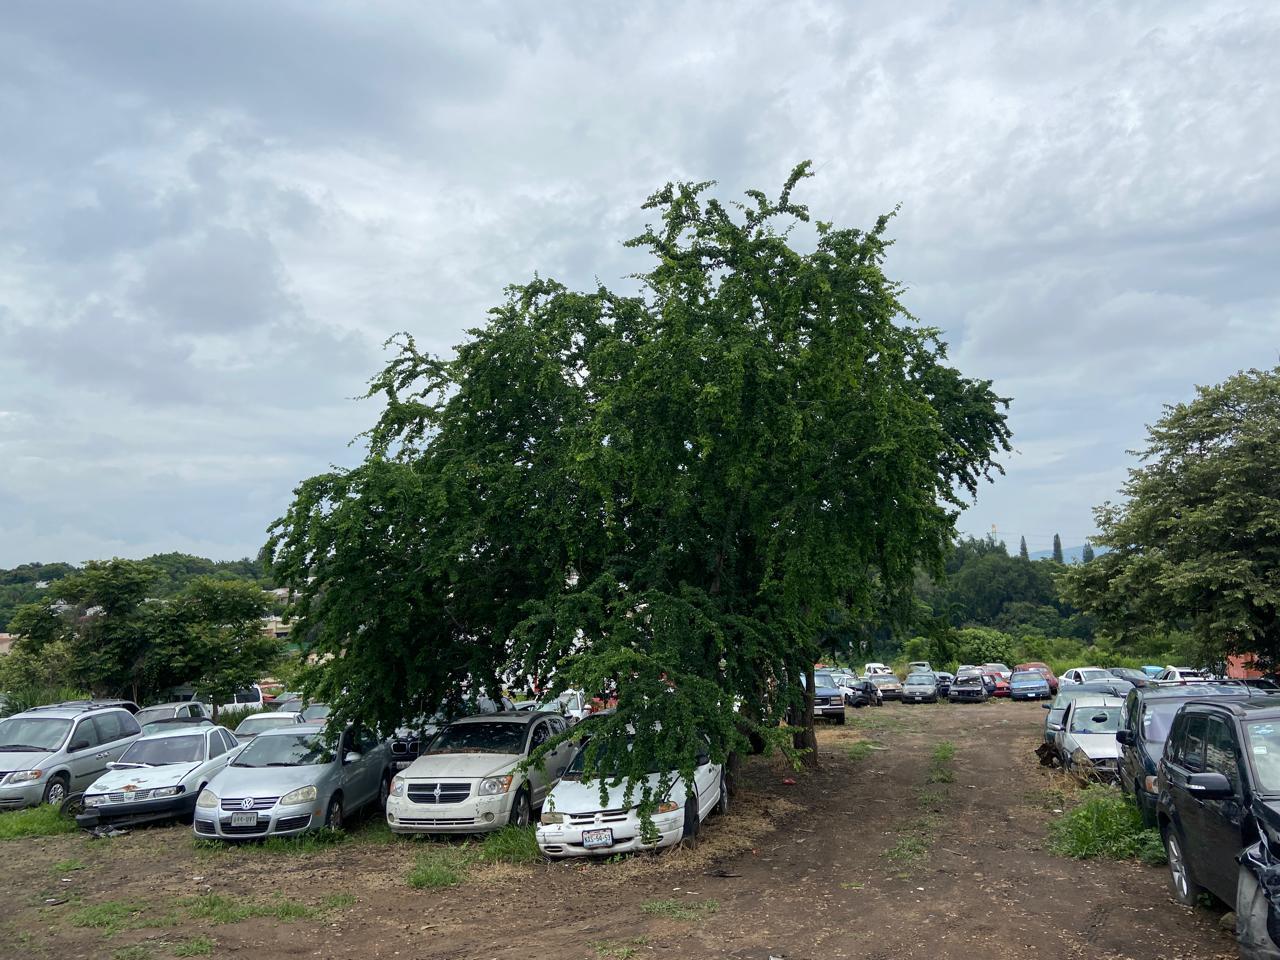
1066, 366, 1280, 665
268, 165, 1010, 798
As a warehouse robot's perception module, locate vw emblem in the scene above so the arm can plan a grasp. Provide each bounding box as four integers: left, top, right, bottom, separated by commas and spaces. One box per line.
240, 798, 255, 810
432, 784, 442, 801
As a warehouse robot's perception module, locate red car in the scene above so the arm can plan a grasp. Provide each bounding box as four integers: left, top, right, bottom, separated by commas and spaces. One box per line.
983, 672, 1011, 697
1015, 662, 1059, 694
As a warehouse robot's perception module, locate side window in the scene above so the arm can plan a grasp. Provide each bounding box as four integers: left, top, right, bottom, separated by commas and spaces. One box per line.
220, 730, 237, 752
358, 729, 379, 753
92, 712, 125, 744
72, 718, 102, 749
1179, 714, 1209, 773
118, 712, 141, 737
529, 721, 550, 752
1205, 717, 1241, 791
207, 731, 225, 758
549, 716, 566, 735
182, 704, 199, 718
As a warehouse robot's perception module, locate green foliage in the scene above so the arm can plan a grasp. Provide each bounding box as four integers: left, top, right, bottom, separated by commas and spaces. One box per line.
52, 858, 86, 874
70, 901, 155, 937
1047, 786, 1165, 863
111, 946, 152, 960
407, 850, 466, 889
954, 627, 1016, 667
1081, 543, 1095, 564
172, 937, 216, 957
1052, 534, 1064, 564
475, 825, 541, 865
1066, 366, 1280, 667
177, 578, 277, 719
0, 804, 77, 840
1019, 536, 1029, 561
640, 899, 719, 921
182, 893, 318, 924
268, 165, 1011, 792
0, 562, 76, 632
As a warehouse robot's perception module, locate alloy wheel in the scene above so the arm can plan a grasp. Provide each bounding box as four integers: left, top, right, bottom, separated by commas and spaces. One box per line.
1167, 833, 1189, 899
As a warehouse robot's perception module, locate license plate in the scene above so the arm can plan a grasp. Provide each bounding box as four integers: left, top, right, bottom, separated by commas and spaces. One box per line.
230, 812, 259, 827
582, 828, 614, 849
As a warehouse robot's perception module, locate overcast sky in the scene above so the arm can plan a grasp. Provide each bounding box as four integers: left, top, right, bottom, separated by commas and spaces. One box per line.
1, 1, 1277, 567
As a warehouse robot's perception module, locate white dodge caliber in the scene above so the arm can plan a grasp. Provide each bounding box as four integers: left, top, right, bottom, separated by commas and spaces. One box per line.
536, 733, 727, 858
386, 711, 571, 834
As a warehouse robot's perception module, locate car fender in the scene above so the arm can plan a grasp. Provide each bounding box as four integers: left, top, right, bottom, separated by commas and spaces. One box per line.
1239, 839, 1280, 959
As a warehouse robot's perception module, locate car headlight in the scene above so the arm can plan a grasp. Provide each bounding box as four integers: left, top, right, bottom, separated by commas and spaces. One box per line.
280, 785, 318, 805
540, 810, 564, 824
151, 786, 183, 798
2, 769, 43, 785
390, 776, 405, 798
656, 801, 680, 814
196, 789, 218, 809
83, 794, 105, 807
478, 775, 514, 796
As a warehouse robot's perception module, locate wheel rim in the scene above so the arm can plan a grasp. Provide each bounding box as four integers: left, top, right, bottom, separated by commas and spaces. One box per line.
329, 800, 342, 829
514, 796, 529, 826
47, 781, 66, 806
1167, 834, 1189, 898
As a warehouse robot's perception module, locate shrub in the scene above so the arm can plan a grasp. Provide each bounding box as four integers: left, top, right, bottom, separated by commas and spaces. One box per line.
1048, 786, 1165, 863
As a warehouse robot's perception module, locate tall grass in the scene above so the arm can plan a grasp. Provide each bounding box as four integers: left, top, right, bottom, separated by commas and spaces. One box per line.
0, 804, 77, 840
1048, 786, 1165, 864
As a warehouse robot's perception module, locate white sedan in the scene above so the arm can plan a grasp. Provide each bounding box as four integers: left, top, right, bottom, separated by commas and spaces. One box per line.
536, 736, 727, 858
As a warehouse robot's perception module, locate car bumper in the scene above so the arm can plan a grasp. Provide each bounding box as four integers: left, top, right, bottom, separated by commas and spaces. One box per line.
0, 781, 46, 809
386, 791, 515, 834
949, 693, 986, 702
537, 812, 683, 858
77, 793, 197, 829
1010, 689, 1050, 700
813, 706, 846, 719
193, 801, 319, 840
901, 693, 936, 702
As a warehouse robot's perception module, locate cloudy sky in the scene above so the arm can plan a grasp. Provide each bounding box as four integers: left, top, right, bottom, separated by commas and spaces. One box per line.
1, 1, 1276, 567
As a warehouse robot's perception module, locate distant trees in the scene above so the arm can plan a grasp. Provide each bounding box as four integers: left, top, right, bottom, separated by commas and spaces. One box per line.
1019, 536, 1030, 561
1066, 366, 1280, 668
4, 559, 277, 706
1052, 534, 1064, 564
1081, 543, 1095, 563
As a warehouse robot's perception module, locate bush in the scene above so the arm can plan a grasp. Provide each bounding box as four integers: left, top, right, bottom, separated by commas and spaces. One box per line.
955, 627, 1017, 668
1048, 786, 1166, 864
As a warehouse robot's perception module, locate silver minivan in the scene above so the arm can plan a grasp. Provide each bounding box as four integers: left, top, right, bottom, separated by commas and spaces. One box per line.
0, 703, 143, 808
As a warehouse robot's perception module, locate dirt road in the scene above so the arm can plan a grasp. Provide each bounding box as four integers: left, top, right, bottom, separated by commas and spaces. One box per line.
0, 700, 1237, 960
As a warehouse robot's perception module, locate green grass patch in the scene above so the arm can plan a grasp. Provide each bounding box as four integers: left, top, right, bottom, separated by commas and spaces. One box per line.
640, 898, 719, 921
915, 786, 947, 812
69, 901, 162, 937
407, 851, 466, 889
839, 881, 864, 890
475, 825, 540, 865
0, 805, 77, 840
886, 832, 930, 866
182, 893, 325, 924
932, 741, 956, 763
110, 946, 152, 960
592, 937, 649, 958
172, 937, 216, 957
846, 741, 878, 762
321, 893, 356, 910
1047, 786, 1165, 864
53, 857, 87, 874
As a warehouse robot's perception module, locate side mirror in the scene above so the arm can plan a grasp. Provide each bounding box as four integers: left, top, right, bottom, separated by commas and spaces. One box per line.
344, 751, 362, 764
1042, 704, 1052, 710
1186, 771, 1234, 799
1116, 730, 1135, 746
69, 739, 91, 752
1047, 723, 1064, 732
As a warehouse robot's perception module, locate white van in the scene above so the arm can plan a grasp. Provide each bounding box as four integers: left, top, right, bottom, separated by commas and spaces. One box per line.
862, 663, 894, 677
217, 685, 265, 715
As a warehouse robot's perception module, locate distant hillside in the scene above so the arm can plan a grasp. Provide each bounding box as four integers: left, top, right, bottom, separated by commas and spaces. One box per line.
1028, 544, 1107, 563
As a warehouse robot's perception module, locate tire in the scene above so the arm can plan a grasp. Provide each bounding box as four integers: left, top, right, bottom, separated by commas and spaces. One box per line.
835, 712, 846, 725
43, 775, 69, 807
178, 784, 205, 825
715, 772, 729, 816
508, 788, 531, 827
681, 797, 701, 842
324, 793, 344, 830
377, 772, 391, 811
59, 791, 86, 819
1163, 823, 1203, 906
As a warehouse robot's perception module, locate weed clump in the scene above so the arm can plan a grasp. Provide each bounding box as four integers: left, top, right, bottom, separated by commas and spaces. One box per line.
1048, 786, 1165, 864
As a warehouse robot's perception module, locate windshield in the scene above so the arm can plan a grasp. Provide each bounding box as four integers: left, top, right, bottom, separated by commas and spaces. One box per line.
1247, 722, 1280, 794
233, 733, 333, 767
235, 715, 300, 736
562, 737, 665, 780
904, 675, 933, 685
813, 673, 838, 688
1069, 706, 1121, 734
1012, 672, 1044, 682
870, 675, 898, 685
425, 722, 526, 756
119, 734, 204, 765
134, 707, 173, 726
301, 704, 331, 722
0, 717, 71, 752
1079, 669, 1111, 681
954, 676, 982, 686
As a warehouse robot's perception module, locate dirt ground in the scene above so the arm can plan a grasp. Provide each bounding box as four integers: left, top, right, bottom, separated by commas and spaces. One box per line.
0, 700, 1238, 960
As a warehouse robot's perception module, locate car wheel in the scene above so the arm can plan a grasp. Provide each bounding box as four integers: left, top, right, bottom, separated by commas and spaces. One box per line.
59, 791, 86, 819
835, 712, 846, 725
324, 794, 344, 830
378, 772, 391, 811
715, 772, 730, 816
509, 787, 531, 827
682, 797, 701, 843
43, 775, 69, 807
1163, 824, 1203, 906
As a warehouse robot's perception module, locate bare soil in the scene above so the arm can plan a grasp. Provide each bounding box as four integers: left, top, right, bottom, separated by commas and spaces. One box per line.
0, 700, 1237, 960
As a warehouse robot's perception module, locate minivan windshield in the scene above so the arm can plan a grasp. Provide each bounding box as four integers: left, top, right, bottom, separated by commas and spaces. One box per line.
233, 733, 333, 767
0, 717, 71, 752
235, 715, 300, 737
118, 734, 204, 766
425, 722, 526, 756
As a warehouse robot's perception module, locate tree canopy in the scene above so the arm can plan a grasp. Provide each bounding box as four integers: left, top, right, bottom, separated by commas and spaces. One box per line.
1066, 366, 1280, 666
267, 164, 1011, 798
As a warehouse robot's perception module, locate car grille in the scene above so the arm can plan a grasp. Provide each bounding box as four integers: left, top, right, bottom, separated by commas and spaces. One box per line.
566, 808, 630, 825
395, 816, 476, 826
220, 821, 269, 836
105, 789, 157, 803
220, 796, 278, 811
391, 739, 420, 757
276, 815, 311, 831
407, 782, 471, 804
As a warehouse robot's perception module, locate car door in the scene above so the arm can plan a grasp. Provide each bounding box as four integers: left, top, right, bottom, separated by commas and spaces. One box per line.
197, 728, 228, 787
523, 720, 553, 805
64, 717, 105, 790
356, 728, 383, 804
1163, 711, 1211, 864
336, 729, 372, 809
95, 710, 141, 767
1197, 715, 1248, 901
692, 740, 718, 815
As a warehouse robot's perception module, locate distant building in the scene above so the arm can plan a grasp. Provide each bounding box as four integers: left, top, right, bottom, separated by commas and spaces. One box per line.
262, 616, 292, 640
1226, 654, 1265, 679
0, 633, 15, 655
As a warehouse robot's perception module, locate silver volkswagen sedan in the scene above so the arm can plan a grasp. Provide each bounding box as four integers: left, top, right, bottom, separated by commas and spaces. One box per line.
194, 723, 391, 839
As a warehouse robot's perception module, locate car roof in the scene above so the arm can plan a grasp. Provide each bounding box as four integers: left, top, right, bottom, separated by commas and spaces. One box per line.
451, 710, 549, 725
1068, 694, 1124, 708
253, 721, 326, 737
1192, 696, 1280, 718
1133, 682, 1252, 701
137, 725, 220, 741
12, 702, 133, 720
139, 701, 197, 710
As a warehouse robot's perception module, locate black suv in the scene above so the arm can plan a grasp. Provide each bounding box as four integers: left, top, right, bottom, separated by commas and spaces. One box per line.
1119, 682, 1254, 826
1156, 698, 1280, 958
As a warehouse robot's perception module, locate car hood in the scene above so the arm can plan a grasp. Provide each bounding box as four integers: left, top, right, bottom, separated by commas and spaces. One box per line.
0, 750, 53, 770
813, 686, 842, 697
209, 763, 330, 797
1069, 734, 1122, 760
398, 752, 520, 780
88, 763, 203, 794
545, 771, 679, 814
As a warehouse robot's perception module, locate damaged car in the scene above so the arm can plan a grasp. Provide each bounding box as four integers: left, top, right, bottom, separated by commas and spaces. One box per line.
1052, 695, 1124, 781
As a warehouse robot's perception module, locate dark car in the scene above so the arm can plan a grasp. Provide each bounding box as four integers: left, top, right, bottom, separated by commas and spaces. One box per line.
948, 674, 988, 703
1155, 697, 1280, 958
934, 672, 954, 697
811, 672, 847, 725
1107, 667, 1150, 687
848, 679, 882, 709
1119, 682, 1254, 825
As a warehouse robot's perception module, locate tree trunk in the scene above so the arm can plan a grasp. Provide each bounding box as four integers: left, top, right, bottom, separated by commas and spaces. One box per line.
793, 663, 818, 766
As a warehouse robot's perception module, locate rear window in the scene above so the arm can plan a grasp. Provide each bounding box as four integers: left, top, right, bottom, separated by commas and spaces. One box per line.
1012, 672, 1044, 682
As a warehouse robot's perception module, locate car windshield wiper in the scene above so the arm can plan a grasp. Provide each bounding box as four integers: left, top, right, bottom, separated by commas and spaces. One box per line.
0, 744, 49, 751
263, 761, 300, 767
